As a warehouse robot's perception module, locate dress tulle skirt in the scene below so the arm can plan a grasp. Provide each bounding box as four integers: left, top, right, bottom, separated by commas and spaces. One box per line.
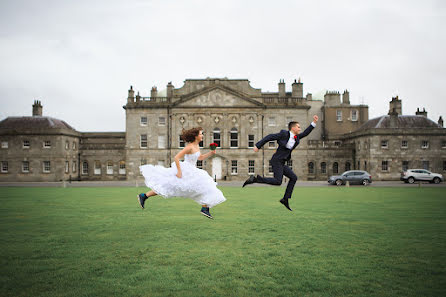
139, 161, 226, 208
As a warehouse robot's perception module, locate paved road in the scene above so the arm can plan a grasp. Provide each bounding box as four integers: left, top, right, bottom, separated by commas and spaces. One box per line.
1, 180, 445, 188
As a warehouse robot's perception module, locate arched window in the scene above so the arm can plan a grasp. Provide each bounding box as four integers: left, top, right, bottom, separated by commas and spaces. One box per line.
308, 162, 314, 174
345, 162, 351, 171
213, 128, 221, 147
321, 162, 326, 174
107, 161, 113, 175
94, 161, 101, 175
119, 161, 126, 175
230, 128, 238, 148
333, 162, 339, 174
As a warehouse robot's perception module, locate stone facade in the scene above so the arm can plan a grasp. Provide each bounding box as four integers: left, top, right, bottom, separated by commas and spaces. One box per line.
1, 79, 445, 182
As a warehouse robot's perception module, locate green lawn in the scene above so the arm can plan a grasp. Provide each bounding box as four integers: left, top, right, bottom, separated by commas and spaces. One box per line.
1, 186, 445, 297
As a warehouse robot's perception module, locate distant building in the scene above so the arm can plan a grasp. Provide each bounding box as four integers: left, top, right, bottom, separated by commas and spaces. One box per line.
1, 78, 445, 182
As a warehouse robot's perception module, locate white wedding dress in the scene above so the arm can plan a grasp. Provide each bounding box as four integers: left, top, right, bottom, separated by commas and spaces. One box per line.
139, 152, 226, 208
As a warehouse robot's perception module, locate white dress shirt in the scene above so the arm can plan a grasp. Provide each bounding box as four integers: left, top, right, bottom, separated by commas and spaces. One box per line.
285, 122, 316, 149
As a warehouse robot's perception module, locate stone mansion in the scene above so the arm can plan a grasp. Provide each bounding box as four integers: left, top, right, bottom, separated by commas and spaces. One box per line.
1, 77, 445, 182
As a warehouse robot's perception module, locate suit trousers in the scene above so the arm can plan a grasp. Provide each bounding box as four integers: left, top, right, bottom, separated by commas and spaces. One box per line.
256, 159, 298, 199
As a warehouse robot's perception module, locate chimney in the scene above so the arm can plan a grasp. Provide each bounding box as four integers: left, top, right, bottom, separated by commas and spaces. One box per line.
342, 90, 350, 105
127, 85, 135, 104
291, 78, 303, 97
389, 108, 398, 128
415, 107, 427, 117
32, 100, 42, 116
135, 91, 141, 103
438, 116, 444, 127
324, 91, 341, 107
306, 93, 312, 101
151, 86, 158, 98
167, 82, 174, 98
278, 79, 285, 97
389, 96, 402, 115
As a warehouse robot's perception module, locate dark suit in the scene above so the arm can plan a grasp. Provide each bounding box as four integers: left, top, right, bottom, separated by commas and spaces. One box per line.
255, 123, 315, 199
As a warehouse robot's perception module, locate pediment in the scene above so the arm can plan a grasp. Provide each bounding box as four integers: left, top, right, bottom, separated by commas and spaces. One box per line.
173, 86, 264, 108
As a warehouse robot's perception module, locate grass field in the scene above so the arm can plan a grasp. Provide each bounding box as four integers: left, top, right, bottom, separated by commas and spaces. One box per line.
1, 186, 445, 297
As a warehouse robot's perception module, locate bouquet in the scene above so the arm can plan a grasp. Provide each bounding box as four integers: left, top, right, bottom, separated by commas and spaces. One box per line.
210, 142, 218, 150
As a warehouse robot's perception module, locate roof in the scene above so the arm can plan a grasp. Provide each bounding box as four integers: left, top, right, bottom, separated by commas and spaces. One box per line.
0, 116, 77, 132
357, 115, 441, 131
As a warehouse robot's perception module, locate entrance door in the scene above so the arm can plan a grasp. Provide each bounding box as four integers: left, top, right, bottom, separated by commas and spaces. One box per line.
212, 157, 222, 180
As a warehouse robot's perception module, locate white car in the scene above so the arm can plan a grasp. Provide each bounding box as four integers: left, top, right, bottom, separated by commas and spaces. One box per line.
401, 169, 444, 184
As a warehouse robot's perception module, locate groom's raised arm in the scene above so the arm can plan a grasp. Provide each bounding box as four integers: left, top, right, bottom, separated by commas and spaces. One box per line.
255, 131, 283, 149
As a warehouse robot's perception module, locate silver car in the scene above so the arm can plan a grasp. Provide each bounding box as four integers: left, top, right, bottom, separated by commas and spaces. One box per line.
328, 170, 372, 186
401, 169, 444, 184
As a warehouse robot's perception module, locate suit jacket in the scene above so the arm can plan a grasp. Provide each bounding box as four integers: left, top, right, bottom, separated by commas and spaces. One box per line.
255, 124, 315, 162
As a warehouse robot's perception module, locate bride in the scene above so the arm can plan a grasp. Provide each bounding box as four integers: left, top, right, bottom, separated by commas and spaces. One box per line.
138, 127, 226, 219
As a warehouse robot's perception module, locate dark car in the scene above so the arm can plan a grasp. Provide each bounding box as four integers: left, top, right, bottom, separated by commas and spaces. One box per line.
328, 170, 372, 186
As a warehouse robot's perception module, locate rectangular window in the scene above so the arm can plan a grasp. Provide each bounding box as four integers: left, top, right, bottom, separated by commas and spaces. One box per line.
107, 162, 113, 175
230, 131, 238, 148
65, 161, 69, 173
422, 161, 429, 170
23, 140, 30, 148
140, 135, 147, 148
401, 140, 408, 149
179, 135, 185, 148
119, 161, 126, 175
23, 161, 30, 173
286, 160, 293, 170
65, 141, 69, 150
443, 161, 446, 171
268, 164, 273, 174
158, 117, 166, 126
94, 161, 101, 175
140, 116, 147, 126
158, 135, 166, 149
43, 140, 51, 148
268, 141, 275, 148
43, 161, 51, 173
82, 162, 88, 175
381, 140, 388, 149
268, 117, 276, 126
213, 129, 221, 147
1, 141, 8, 148
72, 161, 77, 173
381, 160, 388, 171
442, 140, 446, 148
336, 110, 342, 121
248, 160, 255, 174
351, 110, 358, 121
197, 160, 203, 169
421, 140, 429, 149
248, 135, 255, 148
334, 141, 341, 147
231, 160, 238, 174
1, 161, 8, 173
402, 161, 409, 171
199, 140, 204, 148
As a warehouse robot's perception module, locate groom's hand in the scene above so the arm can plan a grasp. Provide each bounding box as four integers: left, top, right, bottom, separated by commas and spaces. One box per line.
313, 115, 319, 123
253, 146, 259, 152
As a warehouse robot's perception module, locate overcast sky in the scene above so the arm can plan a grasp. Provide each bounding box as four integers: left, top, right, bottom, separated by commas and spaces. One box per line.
1, 0, 445, 132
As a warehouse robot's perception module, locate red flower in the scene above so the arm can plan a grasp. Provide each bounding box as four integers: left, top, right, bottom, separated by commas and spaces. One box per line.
294, 135, 297, 140
210, 143, 218, 150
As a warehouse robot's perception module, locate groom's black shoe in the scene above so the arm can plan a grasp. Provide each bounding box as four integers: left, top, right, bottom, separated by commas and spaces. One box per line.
279, 198, 292, 211
242, 175, 256, 187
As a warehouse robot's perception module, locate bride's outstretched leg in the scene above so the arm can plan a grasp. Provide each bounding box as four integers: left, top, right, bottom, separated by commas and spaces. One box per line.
137, 190, 158, 209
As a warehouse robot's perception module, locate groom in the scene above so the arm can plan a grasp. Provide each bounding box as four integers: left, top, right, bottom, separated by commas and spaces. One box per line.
242, 115, 319, 211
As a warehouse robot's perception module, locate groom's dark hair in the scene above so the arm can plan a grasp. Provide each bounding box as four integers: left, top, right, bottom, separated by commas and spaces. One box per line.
288, 121, 299, 130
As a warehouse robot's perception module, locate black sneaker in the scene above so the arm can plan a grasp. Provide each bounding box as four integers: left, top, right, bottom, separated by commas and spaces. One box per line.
200, 207, 213, 219
137, 193, 147, 209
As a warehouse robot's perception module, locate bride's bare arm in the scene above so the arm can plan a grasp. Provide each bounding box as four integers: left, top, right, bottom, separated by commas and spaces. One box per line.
174, 145, 193, 178
198, 150, 216, 161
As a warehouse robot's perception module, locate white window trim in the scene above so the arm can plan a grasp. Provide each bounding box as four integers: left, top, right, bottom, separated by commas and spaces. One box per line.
268, 117, 276, 127
43, 141, 51, 148
381, 140, 388, 149
158, 117, 166, 126
107, 163, 114, 175
231, 160, 238, 175
401, 140, 408, 149
248, 160, 255, 175
1, 141, 8, 149
140, 116, 148, 126
22, 161, 30, 173
1, 161, 9, 173
23, 140, 30, 149
421, 141, 429, 149
336, 110, 342, 122
94, 162, 101, 175
158, 135, 166, 149
351, 110, 358, 122
140, 134, 148, 149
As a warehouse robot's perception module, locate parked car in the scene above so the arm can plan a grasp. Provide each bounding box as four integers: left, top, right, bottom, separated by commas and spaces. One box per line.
328, 170, 372, 186
400, 169, 444, 184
